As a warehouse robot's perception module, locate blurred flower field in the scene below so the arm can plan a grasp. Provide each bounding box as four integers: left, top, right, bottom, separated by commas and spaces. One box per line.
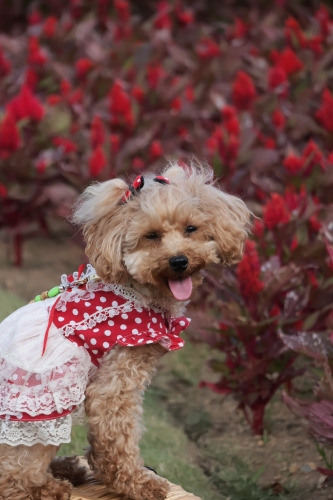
3, 0, 333, 496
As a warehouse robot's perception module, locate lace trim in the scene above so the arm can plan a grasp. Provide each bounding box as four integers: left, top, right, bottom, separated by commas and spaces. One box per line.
0, 415, 73, 446
60, 301, 137, 336
60, 264, 96, 288
0, 355, 95, 417
86, 282, 165, 314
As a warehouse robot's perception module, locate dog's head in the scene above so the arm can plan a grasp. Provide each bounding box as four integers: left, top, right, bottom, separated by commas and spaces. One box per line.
73, 162, 251, 302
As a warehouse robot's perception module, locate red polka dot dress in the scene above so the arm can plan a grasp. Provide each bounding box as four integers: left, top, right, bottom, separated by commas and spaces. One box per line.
0, 265, 190, 447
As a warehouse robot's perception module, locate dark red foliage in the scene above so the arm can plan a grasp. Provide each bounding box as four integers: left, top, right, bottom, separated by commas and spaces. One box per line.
0, 113, 20, 158
316, 88, 333, 133
3, 1, 333, 442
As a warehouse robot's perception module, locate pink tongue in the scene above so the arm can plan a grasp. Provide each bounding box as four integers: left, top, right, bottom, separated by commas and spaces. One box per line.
168, 276, 193, 301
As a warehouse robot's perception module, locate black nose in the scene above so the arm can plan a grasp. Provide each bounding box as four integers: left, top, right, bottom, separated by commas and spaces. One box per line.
169, 255, 188, 272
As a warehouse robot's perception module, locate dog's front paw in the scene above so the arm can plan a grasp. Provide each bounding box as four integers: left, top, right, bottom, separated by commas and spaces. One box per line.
39, 478, 72, 500
133, 474, 170, 500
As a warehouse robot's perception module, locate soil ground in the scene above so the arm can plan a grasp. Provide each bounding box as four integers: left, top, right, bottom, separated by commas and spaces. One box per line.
1, 225, 333, 500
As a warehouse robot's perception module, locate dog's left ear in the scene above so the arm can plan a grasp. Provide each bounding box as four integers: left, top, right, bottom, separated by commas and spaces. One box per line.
203, 187, 251, 266
72, 178, 130, 283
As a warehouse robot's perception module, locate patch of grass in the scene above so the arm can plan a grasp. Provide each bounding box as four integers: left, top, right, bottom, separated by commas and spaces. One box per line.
0, 288, 25, 321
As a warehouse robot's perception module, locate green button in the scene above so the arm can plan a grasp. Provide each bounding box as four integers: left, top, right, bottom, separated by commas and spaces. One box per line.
34, 295, 41, 302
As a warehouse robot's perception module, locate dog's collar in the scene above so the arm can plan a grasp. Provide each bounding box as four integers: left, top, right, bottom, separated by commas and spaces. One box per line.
121, 175, 170, 203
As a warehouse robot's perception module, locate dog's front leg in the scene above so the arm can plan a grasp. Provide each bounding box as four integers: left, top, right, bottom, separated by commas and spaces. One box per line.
85, 344, 170, 500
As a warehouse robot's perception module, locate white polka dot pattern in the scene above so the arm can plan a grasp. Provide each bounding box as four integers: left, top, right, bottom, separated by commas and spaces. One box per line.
52, 282, 190, 367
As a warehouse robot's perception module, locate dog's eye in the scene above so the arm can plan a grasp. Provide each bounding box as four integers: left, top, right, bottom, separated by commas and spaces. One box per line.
145, 232, 159, 240
185, 226, 198, 234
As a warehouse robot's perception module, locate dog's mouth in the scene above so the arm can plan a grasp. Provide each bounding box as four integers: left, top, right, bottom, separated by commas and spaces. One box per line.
167, 276, 193, 301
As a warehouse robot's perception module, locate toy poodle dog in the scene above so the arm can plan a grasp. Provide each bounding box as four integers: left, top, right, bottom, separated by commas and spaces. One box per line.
0, 161, 250, 500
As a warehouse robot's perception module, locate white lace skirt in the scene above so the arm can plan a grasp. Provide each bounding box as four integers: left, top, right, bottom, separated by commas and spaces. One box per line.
0, 299, 94, 446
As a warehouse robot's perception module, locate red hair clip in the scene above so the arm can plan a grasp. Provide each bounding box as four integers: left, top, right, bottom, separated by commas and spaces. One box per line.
154, 176, 170, 185
121, 175, 145, 203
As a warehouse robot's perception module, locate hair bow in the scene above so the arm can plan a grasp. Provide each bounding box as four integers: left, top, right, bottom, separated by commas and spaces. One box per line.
121, 175, 170, 203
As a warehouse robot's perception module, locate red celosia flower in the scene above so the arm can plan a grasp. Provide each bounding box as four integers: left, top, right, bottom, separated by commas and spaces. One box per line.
114, 0, 130, 23
178, 127, 189, 141
68, 88, 84, 105
24, 68, 39, 90
154, 1, 171, 30
222, 106, 240, 136
43, 16, 57, 37
316, 88, 333, 133
232, 71, 257, 111
308, 35, 324, 55
195, 37, 220, 60
132, 157, 145, 170
263, 193, 290, 230
0, 48, 11, 77
253, 218, 264, 239
270, 305, 281, 319
36, 159, 48, 174
283, 153, 303, 175
227, 135, 240, 161
53, 137, 77, 153
90, 116, 105, 149
114, 25, 132, 41
328, 151, 333, 164
75, 58, 94, 80
284, 16, 306, 48
309, 215, 322, 232
109, 80, 131, 117
70, 0, 82, 20
272, 109, 286, 130
0, 113, 20, 158
89, 147, 107, 177
274, 48, 303, 76
149, 140, 163, 160
7, 86, 44, 122
147, 64, 165, 89
177, 8, 194, 26
290, 236, 298, 251
268, 66, 288, 97
206, 135, 218, 155
110, 134, 120, 153
284, 186, 303, 211
47, 95, 62, 106
232, 18, 249, 39
315, 4, 331, 38
28, 37, 47, 66
307, 270, 319, 289
0, 184, 7, 198
124, 108, 134, 130
302, 140, 324, 172
264, 137, 276, 149
28, 10, 42, 25
185, 86, 194, 102
61, 80, 72, 96
237, 240, 264, 298
132, 85, 144, 103
171, 97, 182, 113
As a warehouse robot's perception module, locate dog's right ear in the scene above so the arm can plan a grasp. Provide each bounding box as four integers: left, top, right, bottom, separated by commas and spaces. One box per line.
72, 178, 130, 283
